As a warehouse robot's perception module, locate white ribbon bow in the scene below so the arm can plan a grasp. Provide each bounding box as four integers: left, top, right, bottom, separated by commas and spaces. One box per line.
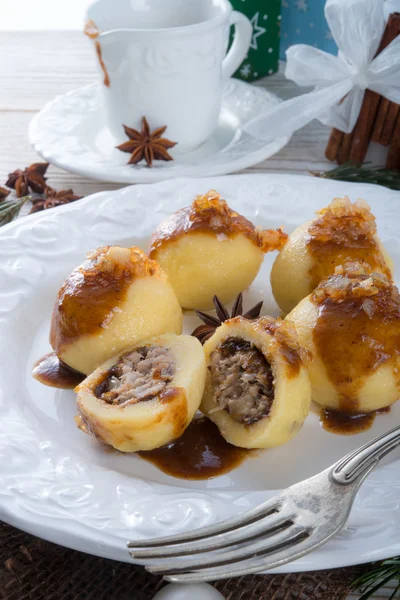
245, 0, 400, 139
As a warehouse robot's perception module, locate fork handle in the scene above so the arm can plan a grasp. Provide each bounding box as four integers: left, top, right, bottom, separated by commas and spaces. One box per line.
331, 424, 400, 485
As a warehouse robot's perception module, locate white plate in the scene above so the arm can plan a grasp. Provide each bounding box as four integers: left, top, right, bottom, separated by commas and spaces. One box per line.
28, 81, 289, 184
0, 174, 399, 572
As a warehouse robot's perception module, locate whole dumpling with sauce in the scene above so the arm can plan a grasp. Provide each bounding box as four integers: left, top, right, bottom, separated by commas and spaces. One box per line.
200, 316, 311, 449
288, 263, 400, 415
50, 246, 182, 375
149, 190, 287, 310
75, 333, 206, 452
271, 197, 393, 314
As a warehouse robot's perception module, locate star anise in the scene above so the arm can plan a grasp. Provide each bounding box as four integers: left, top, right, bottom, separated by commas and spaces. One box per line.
116, 117, 177, 167
0, 187, 10, 202
192, 293, 264, 344
29, 186, 82, 214
6, 162, 49, 198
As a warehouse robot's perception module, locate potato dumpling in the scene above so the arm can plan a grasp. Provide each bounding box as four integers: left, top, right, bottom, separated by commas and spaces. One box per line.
200, 316, 311, 449
288, 263, 400, 414
149, 190, 287, 310
50, 245, 182, 375
271, 197, 393, 314
75, 334, 206, 452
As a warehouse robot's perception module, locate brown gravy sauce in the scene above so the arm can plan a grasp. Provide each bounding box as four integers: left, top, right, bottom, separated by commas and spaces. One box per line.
149, 192, 287, 257
32, 352, 85, 389
84, 19, 100, 39
50, 262, 130, 348
308, 243, 388, 291
259, 317, 307, 378
95, 41, 110, 88
312, 286, 400, 413
50, 247, 159, 350
139, 417, 250, 480
307, 202, 391, 289
150, 203, 258, 254
83, 21, 110, 87
160, 388, 189, 440
321, 406, 391, 435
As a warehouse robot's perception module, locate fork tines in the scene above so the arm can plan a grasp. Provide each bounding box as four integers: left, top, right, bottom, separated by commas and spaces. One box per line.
127, 495, 315, 582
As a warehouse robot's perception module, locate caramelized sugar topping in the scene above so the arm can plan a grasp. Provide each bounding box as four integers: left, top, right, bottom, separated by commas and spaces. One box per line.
312, 264, 400, 413
307, 197, 391, 287
50, 246, 163, 350
149, 190, 287, 254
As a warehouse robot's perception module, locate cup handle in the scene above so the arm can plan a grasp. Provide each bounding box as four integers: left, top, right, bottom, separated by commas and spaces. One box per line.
222, 11, 253, 81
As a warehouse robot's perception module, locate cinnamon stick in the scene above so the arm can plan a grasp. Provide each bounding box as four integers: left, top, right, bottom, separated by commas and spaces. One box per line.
327, 13, 400, 164
349, 90, 381, 164
325, 128, 343, 161
386, 112, 400, 169
337, 132, 355, 164
370, 14, 400, 145
377, 12, 400, 57
380, 102, 400, 146
371, 98, 391, 143
349, 14, 400, 163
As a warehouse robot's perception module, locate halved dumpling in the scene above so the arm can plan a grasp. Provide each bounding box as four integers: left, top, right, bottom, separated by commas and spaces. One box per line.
200, 316, 311, 449
75, 334, 206, 452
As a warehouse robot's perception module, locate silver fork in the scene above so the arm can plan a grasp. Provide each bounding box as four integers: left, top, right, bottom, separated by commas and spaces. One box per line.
128, 425, 400, 583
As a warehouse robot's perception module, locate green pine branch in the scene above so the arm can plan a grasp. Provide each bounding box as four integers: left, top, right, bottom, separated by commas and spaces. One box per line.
352, 557, 400, 599
0, 196, 31, 226
310, 163, 400, 191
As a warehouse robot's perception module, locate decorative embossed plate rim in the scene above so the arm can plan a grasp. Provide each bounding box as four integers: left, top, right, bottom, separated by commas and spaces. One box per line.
28, 80, 290, 184
0, 174, 399, 573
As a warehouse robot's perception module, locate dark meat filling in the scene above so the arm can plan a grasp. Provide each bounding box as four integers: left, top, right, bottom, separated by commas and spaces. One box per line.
94, 345, 175, 407
210, 337, 274, 425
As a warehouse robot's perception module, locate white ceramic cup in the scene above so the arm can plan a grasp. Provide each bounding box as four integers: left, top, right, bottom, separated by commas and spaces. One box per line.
85, 0, 252, 151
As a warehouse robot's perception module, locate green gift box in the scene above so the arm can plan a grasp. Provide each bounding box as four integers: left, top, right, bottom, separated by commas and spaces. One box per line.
230, 0, 281, 81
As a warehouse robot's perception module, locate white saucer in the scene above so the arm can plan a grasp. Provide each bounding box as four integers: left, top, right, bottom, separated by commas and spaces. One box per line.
29, 80, 289, 184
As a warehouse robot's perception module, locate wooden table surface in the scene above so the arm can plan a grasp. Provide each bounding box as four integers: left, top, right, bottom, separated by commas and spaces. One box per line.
1, 30, 396, 600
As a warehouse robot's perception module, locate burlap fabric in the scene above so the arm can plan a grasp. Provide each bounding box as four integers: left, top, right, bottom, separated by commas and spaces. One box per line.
0, 521, 369, 600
